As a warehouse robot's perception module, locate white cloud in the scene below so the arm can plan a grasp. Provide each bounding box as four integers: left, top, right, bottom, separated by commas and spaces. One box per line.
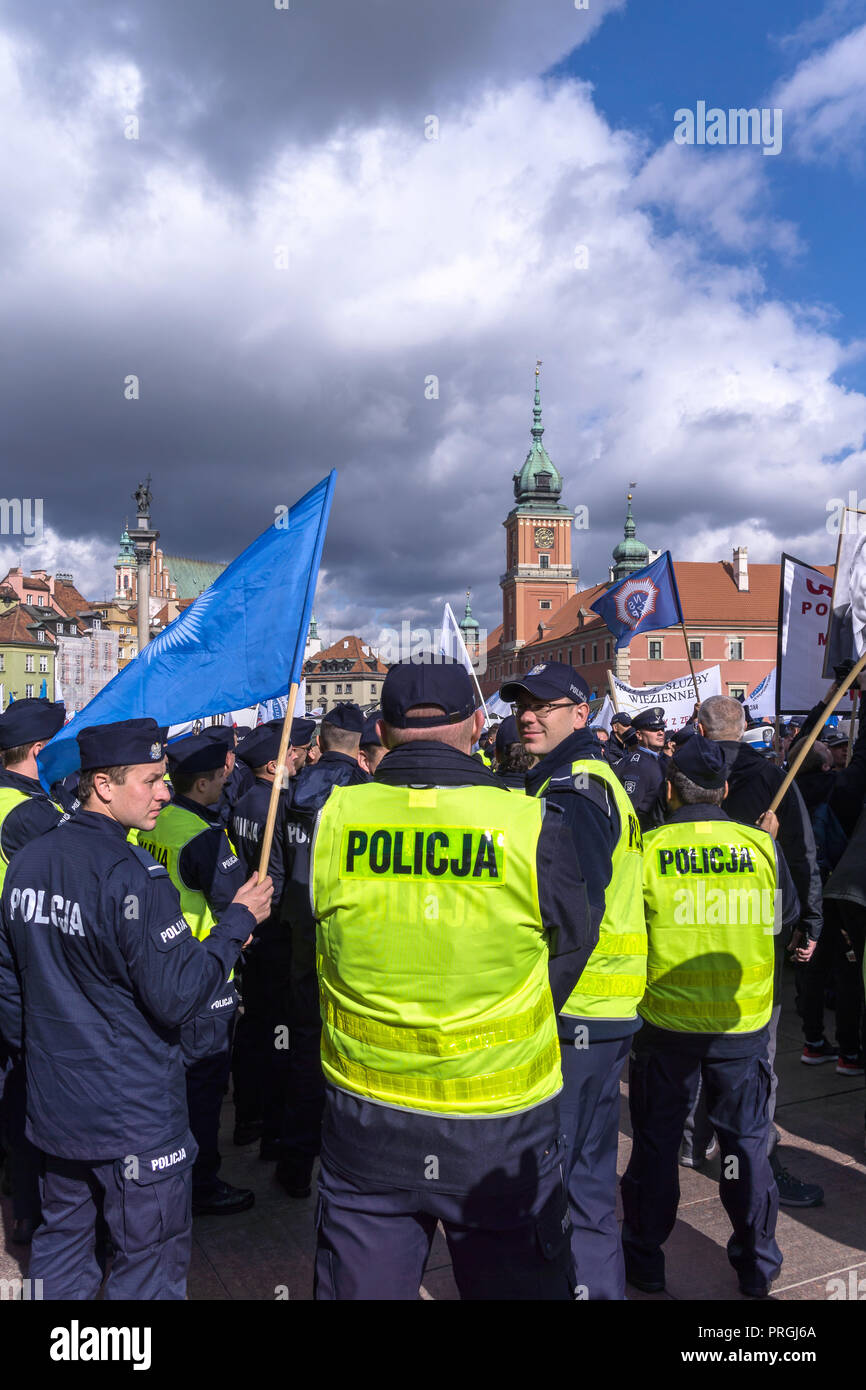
773, 22, 866, 163
0, 529, 117, 599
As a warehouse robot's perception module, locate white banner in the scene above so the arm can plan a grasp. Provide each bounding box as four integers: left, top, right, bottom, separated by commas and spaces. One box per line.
600, 665, 723, 731
779, 554, 834, 714
823, 512, 866, 675
744, 668, 776, 721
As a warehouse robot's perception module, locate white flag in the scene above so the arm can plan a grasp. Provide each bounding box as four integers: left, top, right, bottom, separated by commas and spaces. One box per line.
744, 668, 776, 721
779, 554, 834, 713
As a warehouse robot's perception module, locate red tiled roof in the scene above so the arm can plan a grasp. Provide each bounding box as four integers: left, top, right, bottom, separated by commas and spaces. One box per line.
53, 579, 93, 618
21, 577, 50, 592
306, 634, 388, 676
0, 608, 45, 645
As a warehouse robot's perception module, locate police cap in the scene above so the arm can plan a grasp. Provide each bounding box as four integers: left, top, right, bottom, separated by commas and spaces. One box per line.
0, 697, 66, 750
360, 712, 382, 748
291, 717, 317, 747
632, 706, 666, 732
495, 715, 520, 753
671, 734, 727, 789
77, 718, 167, 771
610, 711, 632, 729
167, 726, 233, 776
322, 703, 365, 733
240, 724, 285, 768
499, 662, 590, 705
381, 657, 476, 730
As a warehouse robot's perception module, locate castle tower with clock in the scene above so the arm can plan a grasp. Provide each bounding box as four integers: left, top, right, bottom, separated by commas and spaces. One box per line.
499, 367, 576, 657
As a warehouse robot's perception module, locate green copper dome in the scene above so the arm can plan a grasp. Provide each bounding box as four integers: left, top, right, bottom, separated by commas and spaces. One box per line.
458, 590, 479, 637
115, 524, 136, 568
513, 369, 563, 505
611, 493, 649, 581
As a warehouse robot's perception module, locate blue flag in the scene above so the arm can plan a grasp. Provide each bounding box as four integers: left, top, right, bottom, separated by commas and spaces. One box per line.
590, 551, 683, 650
38, 472, 336, 788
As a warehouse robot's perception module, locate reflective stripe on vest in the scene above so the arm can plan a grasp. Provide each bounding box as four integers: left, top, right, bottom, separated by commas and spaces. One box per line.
640, 819, 777, 1034
535, 758, 647, 1020
137, 804, 236, 942
311, 781, 561, 1116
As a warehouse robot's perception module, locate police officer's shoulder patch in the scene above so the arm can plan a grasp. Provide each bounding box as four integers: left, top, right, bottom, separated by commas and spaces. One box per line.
151, 915, 192, 951
624, 779, 637, 794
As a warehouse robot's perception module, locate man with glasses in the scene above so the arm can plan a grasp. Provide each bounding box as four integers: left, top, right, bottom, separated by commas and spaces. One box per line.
500, 662, 646, 1301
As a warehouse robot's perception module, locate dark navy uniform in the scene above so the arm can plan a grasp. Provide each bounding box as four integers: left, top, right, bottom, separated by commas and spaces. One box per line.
229, 723, 294, 1152
277, 708, 370, 1193
0, 719, 255, 1299
0, 698, 67, 1245
616, 709, 667, 833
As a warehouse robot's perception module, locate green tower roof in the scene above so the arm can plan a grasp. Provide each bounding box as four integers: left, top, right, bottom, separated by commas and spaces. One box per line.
115, 523, 136, 568
512, 366, 563, 506
611, 492, 649, 581
458, 589, 479, 636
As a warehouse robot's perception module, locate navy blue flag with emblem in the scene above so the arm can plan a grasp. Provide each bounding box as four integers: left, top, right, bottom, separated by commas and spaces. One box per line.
590, 550, 683, 650
38, 472, 336, 788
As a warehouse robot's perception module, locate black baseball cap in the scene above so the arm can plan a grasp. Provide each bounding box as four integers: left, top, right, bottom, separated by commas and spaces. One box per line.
500, 662, 590, 705
381, 656, 476, 729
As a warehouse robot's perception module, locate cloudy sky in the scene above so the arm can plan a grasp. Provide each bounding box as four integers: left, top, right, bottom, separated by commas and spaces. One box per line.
2, 0, 866, 650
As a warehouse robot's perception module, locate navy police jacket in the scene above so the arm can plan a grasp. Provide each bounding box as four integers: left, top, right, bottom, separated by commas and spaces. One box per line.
0, 768, 65, 862
0, 810, 254, 1159
615, 745, 666, 834
280, 752, 370, 925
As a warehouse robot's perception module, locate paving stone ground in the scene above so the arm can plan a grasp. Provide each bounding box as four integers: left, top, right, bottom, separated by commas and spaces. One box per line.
2, 968, 864, 1301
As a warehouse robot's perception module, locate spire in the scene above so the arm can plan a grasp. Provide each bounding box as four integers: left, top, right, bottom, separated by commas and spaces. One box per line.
512, 361, 563, 505
309, 613, 319, 640
459, 588, 479, 635
611, 483, 649, 582
532, 360, 544, 440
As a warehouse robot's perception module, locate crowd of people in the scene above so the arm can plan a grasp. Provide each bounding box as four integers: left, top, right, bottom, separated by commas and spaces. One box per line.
0, 652, 862, 1300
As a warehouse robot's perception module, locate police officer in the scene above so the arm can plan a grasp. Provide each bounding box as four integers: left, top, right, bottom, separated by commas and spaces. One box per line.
617, 706, 667, 833
275, 703, 370, 1198
311, 657, 597, 1299
0, 718, 272, 1298
492, 714, 533, 789
216, 725, 253, 825
621, 736, 799, 1297
138, 727, 254, 1216
0, 698, 67, 1244
604, 711, 635, 768
500, 661, 645, 1301
229, 721, 294, 1157
358, 711, 386, 777
289, 716, 317, 775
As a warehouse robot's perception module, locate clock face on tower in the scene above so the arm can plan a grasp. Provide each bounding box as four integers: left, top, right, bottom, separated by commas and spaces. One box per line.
534, 526, 554, 549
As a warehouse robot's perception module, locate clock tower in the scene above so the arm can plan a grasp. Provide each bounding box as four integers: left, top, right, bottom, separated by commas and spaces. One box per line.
500, 366, 575, 656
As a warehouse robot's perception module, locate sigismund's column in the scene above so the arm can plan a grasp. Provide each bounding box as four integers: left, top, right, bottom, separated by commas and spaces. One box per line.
131, 476, 159, 657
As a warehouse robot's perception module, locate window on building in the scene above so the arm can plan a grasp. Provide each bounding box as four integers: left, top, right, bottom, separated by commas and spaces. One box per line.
539, 554, 549, 569
605, 640, 612, 660
336, 684, 343, 694
37, 629, 45, 643
728, 638, 744, 661
39, 656, 48, 672
566, 648, 572, 664
592, 643, 598, 662
689, 639, 703, 661
540, 600, 552, 610
319, 684, 326, 694
345, 684, 352, 693
25, 684, 33, 698
728, 685, 746, 699
536, 473, 551, 490
92, 618, 100, 629
25, 654, 34, 671
0, 655, 3, 670
649, 640, 663, 661
37, 594, 44, 606
580, 645, 586, 664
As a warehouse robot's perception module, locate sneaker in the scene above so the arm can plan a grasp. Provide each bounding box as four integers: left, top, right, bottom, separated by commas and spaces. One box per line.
771, 1156, 824, 1208
836, 1054, 865, 1077
679, 1135, 719, 1170
800, 1039, 839, 1066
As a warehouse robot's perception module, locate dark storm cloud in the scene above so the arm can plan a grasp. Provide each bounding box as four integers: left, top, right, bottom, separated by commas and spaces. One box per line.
3, 0, 620, 190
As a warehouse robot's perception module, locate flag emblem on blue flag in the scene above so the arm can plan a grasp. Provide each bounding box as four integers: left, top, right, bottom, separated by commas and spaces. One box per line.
590, 551, 683, 650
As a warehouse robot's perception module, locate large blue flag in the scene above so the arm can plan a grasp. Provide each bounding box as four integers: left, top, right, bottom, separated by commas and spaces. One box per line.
38, 472, 336, 788
590, 550, 683, 650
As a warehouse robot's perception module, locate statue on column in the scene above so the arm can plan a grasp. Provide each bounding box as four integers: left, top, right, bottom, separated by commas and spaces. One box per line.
133, 475, 153, 518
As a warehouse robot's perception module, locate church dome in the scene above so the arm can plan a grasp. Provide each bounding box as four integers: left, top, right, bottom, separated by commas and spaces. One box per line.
513, 370, 563, 504
611, 494, 649, 580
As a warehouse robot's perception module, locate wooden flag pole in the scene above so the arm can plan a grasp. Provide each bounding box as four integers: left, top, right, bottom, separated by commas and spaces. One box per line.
607, 669, 620, 712
767, 653, 866, 815
680, 622, 700, 704
257, 681, 298, 881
